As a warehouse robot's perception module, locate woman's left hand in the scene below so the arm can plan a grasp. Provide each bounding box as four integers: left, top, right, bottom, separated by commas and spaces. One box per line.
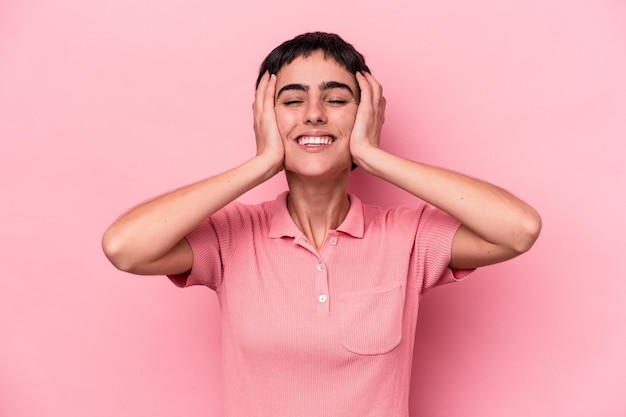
349, 71, 386, 168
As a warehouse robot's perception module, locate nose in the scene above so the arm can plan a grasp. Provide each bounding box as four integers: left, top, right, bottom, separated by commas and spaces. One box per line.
304, 99, 327, 125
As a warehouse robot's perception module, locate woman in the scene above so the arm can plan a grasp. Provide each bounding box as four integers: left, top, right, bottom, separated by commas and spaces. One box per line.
102, 32, 541, 417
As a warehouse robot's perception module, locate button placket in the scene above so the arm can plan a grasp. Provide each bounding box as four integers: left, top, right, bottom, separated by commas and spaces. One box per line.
311, 234, 338, 315
314, 258, 330, 314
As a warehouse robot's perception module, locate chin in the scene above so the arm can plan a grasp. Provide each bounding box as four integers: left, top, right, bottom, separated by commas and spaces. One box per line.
285, 163, 352, 180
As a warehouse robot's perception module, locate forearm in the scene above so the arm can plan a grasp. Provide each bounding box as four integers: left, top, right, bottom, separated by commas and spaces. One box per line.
354, 147, 541, 254
102, 155, 279, 272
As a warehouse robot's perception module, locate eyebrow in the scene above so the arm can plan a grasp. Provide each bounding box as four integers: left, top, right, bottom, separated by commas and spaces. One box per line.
276, 81, 355, 99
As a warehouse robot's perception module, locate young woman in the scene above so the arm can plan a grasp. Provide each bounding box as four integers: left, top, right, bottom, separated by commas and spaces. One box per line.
102, 32, 541, 417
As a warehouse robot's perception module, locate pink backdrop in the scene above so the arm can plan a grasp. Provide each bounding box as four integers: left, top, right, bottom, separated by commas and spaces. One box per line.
1, 0, 625, 416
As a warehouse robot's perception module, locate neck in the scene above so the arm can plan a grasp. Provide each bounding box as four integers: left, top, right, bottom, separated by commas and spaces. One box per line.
286, 174, 350, 251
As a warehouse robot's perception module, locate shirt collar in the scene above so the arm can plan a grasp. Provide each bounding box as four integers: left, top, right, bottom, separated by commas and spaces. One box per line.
268, 191, 364, 239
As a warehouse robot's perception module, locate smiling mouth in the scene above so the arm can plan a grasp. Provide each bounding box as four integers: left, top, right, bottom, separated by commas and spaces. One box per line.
296, 136, 336, 146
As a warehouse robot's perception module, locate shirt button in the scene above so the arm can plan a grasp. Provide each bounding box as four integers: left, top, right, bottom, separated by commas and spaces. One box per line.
318, 294, 328, 303
329, 237, 337, 246
316, 263, 325, 271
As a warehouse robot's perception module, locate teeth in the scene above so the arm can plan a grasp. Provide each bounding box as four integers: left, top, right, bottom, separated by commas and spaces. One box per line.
297, 136, 334, 146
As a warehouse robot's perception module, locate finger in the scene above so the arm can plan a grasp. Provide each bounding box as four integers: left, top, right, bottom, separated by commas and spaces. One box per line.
263, 73, 277, 115
355, 71, 372, 106
362, 72, 383, 110
254, 71, 270, 122
362, 73, 386, 130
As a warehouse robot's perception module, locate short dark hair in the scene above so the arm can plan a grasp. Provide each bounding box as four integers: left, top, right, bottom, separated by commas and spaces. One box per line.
255, 32, 370, 89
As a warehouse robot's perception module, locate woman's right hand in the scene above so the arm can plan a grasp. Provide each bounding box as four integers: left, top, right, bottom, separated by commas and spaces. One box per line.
253, 72, 284, 175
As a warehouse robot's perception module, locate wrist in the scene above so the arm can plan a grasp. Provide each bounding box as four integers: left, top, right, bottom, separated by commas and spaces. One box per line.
252, 153, 284, 180
352, 145, 385, 173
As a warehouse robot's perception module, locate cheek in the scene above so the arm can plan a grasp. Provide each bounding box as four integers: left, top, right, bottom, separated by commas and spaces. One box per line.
337, 109, 358, 132
274, 109, 295, 139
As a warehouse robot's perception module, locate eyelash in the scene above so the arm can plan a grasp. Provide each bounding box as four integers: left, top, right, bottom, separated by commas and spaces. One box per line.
283, 99, 348, 106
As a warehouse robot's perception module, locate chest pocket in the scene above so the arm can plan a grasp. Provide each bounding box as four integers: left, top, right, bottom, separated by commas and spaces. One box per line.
337, 282, 403, 355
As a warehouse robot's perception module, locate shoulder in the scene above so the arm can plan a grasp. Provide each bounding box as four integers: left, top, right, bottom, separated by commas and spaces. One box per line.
361, 201, 459, 240
361, 201, 429, 226
212, 196, 275, 220
207, 195, 281, 236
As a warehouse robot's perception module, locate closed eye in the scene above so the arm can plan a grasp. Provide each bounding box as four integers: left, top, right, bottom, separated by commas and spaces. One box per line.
283, 99, 303, 106
327, 99, 348, 105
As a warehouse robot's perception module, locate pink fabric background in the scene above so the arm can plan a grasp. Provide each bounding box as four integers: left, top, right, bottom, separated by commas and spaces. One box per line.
1, 0, 625, 416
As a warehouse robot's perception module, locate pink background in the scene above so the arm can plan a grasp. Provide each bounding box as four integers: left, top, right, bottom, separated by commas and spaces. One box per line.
1, 0, 625, 416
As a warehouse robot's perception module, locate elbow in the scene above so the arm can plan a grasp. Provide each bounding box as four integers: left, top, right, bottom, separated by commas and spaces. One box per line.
101, 228, 136, 273
512, 209, 542, 255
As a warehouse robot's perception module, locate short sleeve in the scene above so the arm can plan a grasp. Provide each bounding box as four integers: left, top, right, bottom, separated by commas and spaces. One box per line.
167, 202, 247, 291
408, 205, 475, 292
